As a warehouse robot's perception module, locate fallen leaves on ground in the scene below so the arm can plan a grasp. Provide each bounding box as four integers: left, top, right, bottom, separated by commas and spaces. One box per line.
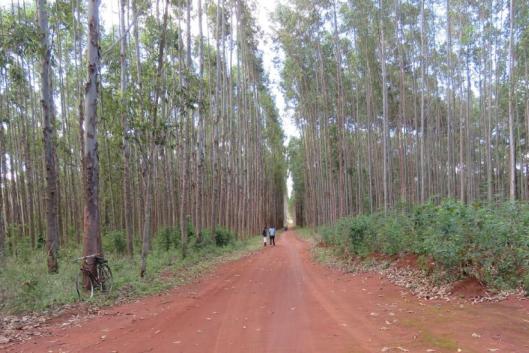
0, 304, 102, 348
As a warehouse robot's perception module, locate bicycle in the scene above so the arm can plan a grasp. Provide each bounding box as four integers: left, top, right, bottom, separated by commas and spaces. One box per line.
75, 254, 113, 300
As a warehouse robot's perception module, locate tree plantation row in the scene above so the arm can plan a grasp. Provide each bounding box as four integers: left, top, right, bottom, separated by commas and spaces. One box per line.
0, 0, 286, 275
279, 0, 529, 227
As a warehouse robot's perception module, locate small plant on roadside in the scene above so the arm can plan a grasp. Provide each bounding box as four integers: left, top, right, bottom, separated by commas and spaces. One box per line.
195, 229, 216, 249
523, 273, 529, 296
155, 227, 180, 252
104, 230, 127, 255
215, 227, 235, 247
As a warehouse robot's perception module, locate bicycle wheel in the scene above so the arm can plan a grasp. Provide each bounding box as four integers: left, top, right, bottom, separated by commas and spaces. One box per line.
98, 264, 113, 294
76, 270, 95, 300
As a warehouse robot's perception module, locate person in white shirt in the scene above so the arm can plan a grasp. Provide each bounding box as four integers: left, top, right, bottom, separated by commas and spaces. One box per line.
262, 226, 268, 247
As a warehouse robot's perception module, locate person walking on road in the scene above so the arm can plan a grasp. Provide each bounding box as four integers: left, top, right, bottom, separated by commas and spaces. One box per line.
262, 226, 268, 247
269, 226, 276, 246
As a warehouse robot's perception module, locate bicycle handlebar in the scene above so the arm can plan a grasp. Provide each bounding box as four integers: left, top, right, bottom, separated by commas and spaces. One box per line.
74, 254, 100, 262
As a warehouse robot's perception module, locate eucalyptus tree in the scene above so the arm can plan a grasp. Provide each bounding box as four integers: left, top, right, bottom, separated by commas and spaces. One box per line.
82, 0, 102, 278
0, 0, 287, 269
508, 0, 515, 202
38, 0, 59, 273
141, 0, 169, 277
120, 0, 134, 256
419, 0, 426, 203
0, 123, 5, 259
378, 0, 390, 213
277, 0, 528, 227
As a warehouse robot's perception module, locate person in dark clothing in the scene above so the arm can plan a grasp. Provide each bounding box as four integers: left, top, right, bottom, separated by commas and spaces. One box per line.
262, 226, 268, 247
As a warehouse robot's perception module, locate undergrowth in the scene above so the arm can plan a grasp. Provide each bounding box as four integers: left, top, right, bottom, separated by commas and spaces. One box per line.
0, 228, 258, 315
312, 200, 529, 293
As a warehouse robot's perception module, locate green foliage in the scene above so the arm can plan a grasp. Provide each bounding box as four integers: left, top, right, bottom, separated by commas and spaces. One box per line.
6, 229, 33, 260
0, 236, 260, 314
155, 227, 180, 252
377, 213, 414, 256
103, 230, 127, 255
523, 273, 529, 295
186, 218, 196, 240
194, 229, 216, 249
318, 200, 529, 290
215, 227, 235, 247
0, 247, 79, 313
287, 138, 306, 225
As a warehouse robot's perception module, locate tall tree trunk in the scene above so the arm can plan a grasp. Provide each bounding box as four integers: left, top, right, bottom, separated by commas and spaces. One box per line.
486, 0, 493, 202
197, 0, 205, 234
395, 0, 407, 203
0, 122, 5, 259
82, 0, 102, 280
38, 0, 60, 273
120, 0, 134, 257
379, 0, 390, 214
508, 0, 516, 201
140, 0, 169, 277
446, 0, 453, 198
420, 0, 426, 203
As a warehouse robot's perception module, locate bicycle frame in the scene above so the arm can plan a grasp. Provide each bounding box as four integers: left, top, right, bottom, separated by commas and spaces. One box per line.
76, 254, 110, 291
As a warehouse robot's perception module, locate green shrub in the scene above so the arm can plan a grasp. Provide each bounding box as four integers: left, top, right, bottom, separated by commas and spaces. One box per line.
345, 215, 372, 255
317, 199, 529, 291
378, 213, 413, 256
11, 235, 33, 261
421, 201, 469, 274
195, 229, 216, 249
103, 230, 127, 255
155, 227, 180, 252
215, 227, 235, 247
187, 219, 195, 239
318, 224, 337, 246
184, 219, 198, 249
523, 273, 529, 295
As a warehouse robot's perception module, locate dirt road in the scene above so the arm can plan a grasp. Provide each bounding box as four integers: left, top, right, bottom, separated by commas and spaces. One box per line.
6, 230, 529, 353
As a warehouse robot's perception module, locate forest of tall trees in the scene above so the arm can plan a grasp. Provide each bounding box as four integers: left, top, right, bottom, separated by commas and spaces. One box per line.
279, 0, 529, 227
0, 0, 286, 274
2, 0, 529, 281
4, 1, 529, 350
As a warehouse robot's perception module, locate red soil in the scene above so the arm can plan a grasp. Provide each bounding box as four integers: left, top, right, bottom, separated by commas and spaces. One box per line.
394, 253, 419, 269
451, 277, 488, 299
3, 230, 529, 353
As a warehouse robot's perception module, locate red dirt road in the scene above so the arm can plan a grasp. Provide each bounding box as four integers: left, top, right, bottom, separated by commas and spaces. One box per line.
5, 230, 529, 353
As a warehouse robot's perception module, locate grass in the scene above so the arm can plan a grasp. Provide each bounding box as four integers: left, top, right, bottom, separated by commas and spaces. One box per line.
305, 235, 387, 274
295, 228, 365, 273
0, 236, 260, 315
400, 318, 467, 352
420, 332, 459, 351
295, 227, 320, 242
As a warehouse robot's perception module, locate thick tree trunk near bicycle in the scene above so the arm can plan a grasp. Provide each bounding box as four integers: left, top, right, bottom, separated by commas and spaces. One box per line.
82, 0, 102, 288
38, 0, 60, 273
